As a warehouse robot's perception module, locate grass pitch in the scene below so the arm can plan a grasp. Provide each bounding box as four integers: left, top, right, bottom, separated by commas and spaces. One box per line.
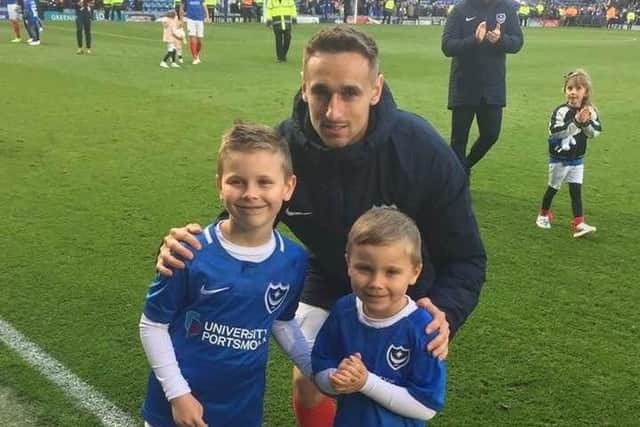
1, 22, 639, 426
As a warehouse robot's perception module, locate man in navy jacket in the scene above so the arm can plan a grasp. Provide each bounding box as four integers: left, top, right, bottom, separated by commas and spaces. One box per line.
442, 0, 523, 179
156, 25, 486, 427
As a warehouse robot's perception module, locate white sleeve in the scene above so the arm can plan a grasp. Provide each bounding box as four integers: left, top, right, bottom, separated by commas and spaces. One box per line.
314, 368, 338, 396
139, 314, 191, 401
582, 108, 602, 138
272, 319, 313, 379
359, 372, 438, 421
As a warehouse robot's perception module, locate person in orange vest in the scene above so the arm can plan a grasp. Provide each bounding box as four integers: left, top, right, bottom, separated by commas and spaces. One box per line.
565, 5, 577, 26
241, 0, 255, 22
606, 5, 617, 29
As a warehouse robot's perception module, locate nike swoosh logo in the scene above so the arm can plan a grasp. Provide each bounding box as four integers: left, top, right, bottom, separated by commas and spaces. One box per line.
465, 16, 476, 21
146, 280, 167, 299
200, 285, 231, 295
284, 207, 312, 216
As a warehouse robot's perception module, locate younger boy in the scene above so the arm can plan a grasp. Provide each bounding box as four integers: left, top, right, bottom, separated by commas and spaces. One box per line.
312, 207, 446, 426
140, 122, 312, 427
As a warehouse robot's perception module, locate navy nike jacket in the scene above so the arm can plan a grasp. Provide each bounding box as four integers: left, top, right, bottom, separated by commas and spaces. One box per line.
442, 0, 523, 108
276, 83, 486, 336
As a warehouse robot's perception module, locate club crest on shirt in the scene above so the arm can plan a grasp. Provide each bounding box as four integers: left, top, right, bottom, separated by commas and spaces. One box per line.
184, 310, 202, 338
496, 13, 506, 24
386, 345, 411, 370
264, 282, 290, 314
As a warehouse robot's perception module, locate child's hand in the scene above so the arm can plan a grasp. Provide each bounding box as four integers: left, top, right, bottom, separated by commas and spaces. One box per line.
329, 353, 368, 394
475, 21, 487, 42
170, 393, 208, 427
576, 107, 591, 124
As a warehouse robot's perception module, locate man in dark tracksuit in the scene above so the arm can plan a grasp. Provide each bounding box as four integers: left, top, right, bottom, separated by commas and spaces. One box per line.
74, 0, 93, 54
277, 83, 486, 334
442, 0, 523, 179
156, 26, 486, 427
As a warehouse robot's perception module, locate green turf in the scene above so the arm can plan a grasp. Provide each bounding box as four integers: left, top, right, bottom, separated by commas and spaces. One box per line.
1, 22, 639, 426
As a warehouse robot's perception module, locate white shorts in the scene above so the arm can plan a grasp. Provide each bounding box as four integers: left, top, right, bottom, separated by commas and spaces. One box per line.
294, 302, 330, 348
8, 4, 20, 20
548, 162, 584, 189
186, 18, 204, 38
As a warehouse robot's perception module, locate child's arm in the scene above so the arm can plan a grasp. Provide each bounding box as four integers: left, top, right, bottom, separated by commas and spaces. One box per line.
359, 371, 438, 421
271, 319, 312, 379
139, 315, 190, 399
329, 353, 440, 421
311, 309, 343, 395
581, 107, 602, 139
140, 315, 207, 427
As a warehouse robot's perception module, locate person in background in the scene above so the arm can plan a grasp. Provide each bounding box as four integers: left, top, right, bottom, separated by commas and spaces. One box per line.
240, 0, 254, 21
7, 0, 23, 43
255, 0, 264, 22
181, 0, 209, 64
535, 69, 602, 238
75, 0, 93, 54
441, 0, 523, 182
265, 0, 297, 62
626, 9, 636, 30
23, 0, 41, 46
159, 10, 182, 68
382, 0, 394, 23
111, 0, 123, 20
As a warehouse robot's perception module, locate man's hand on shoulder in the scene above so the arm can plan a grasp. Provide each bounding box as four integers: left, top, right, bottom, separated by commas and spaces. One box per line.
416, 297, 450, 361
156, 223, 203, 276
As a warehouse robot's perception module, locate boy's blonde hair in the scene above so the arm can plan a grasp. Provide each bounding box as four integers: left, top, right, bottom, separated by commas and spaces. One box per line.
564, 68, 593, 107
165, 10, 176, 18
347, 207, 422, 267
217, 122, 293, 178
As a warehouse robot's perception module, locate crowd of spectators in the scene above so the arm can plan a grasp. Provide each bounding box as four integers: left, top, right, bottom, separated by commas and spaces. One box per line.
297, 0, 455, 19
538, 0, 639, 27
3, 0, 637, 25
296, 0, 638, 23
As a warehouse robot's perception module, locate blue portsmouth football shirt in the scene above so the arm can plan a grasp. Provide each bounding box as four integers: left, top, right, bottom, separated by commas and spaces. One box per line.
312, 294, 446, 427
142, 223, 307, 427
184, 0, 205, 20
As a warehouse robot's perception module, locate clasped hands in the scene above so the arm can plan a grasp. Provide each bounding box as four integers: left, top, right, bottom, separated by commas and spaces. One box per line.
475, 21, 501, 44
575, 107, 592, 124
329, 353, 369, 394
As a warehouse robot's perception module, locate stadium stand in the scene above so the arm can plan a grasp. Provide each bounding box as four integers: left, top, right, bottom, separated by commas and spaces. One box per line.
142, 0, 171, 12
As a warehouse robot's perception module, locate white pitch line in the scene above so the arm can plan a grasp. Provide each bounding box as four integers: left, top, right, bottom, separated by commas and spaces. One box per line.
0, 317, 136, 427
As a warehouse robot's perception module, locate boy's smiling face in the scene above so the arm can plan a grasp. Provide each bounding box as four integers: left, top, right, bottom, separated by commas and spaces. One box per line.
217, 150, 295, 243
346, 241, 422, 319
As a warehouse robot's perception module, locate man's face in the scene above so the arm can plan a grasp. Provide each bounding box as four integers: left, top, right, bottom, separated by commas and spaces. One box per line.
301, 51, 384, 148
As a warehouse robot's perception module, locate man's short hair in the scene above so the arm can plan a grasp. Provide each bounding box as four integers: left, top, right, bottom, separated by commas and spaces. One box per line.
303, 25, 380, 76
217, 122, 293, 178
347, 207, 422, 267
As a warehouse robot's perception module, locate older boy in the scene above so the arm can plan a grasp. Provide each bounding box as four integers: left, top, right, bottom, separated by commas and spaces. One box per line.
140, 123, 311, 427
